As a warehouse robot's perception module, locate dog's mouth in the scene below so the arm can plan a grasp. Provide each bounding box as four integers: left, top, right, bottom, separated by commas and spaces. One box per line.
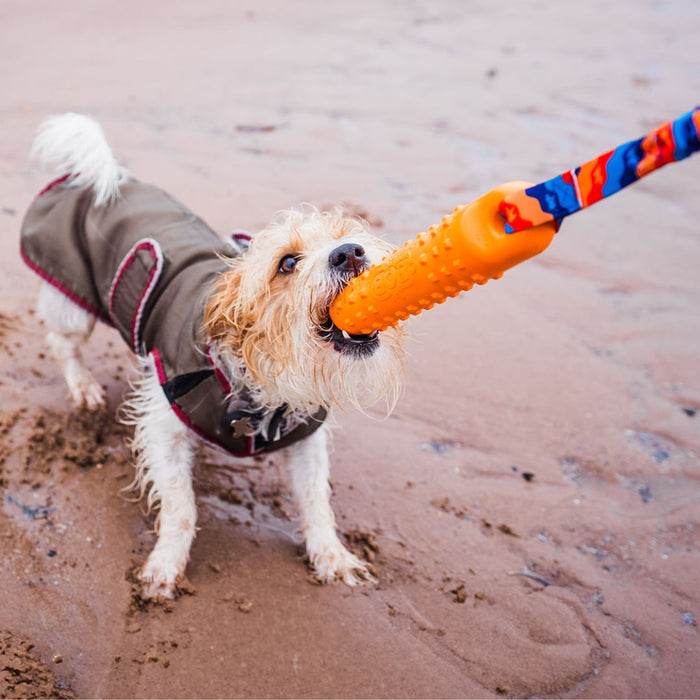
318, 317, 380, 358
318, 270, 380, 358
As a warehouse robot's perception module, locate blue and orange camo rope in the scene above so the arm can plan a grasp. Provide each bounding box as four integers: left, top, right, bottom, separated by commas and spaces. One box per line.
499, 106, 700, 233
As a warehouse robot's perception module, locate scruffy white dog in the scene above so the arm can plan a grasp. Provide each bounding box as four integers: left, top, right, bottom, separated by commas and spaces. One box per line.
21, 114, 404, 599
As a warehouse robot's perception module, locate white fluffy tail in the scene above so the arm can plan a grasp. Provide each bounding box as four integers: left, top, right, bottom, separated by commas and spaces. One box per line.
31, 113, 128, 207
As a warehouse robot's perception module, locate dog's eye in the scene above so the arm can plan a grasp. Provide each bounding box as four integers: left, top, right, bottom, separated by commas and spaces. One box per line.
278, 254, 299, 275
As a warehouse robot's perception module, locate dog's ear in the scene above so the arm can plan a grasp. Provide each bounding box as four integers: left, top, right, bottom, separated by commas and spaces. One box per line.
203, 266, 250, 350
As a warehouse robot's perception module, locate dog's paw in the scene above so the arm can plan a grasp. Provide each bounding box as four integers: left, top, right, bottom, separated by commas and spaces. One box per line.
68, 373, 106, 410
308, 542, 376, 587
138, 555, 186, 600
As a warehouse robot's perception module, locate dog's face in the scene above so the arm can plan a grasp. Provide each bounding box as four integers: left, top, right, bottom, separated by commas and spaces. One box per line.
205, 208, 405, 413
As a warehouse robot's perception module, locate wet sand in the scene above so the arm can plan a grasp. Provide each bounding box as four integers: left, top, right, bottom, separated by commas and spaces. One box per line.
1, 1, 699, 697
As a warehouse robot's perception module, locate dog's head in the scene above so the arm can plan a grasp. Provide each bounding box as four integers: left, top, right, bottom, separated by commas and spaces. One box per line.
204, 208, 405, 413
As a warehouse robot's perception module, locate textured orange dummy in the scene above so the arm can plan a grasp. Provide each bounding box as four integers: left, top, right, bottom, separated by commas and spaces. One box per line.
329, 181, 557, 335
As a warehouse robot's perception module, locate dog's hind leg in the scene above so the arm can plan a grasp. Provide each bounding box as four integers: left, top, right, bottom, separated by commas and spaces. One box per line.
285, 425, 374, 586
37, 282, 106, 409
123, 359, 198, 599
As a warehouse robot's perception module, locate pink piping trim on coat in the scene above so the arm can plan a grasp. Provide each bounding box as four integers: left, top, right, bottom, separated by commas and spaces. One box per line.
151, 347, 167, 384
170, 402, 214, 444
20, 248, 111, 324
108, 238, 163, 352
37, 173, 72, 198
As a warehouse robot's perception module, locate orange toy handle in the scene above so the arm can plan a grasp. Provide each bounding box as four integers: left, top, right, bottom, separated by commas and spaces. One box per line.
329, 181, 558, 335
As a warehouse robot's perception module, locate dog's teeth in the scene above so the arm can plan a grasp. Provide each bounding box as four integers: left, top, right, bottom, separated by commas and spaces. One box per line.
341, 330, 351, 340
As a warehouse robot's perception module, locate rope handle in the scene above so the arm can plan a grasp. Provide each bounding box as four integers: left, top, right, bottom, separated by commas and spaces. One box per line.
500, 107, 700, 232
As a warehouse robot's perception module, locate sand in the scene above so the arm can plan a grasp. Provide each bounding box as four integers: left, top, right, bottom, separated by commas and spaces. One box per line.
1, 1, 699, 697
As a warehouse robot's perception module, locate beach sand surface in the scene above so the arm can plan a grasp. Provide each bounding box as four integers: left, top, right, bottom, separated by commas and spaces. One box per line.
0, 2, 698, 697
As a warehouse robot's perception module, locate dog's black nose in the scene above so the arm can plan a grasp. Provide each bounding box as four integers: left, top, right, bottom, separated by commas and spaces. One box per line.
329, 243, 367, 274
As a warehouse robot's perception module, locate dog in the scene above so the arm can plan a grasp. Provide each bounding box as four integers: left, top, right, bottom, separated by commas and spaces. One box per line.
20, 113, 405, 599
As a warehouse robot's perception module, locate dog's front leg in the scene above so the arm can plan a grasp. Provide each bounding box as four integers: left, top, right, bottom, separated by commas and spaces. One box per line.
126, 367, 198, 599
285, 425, 374, 586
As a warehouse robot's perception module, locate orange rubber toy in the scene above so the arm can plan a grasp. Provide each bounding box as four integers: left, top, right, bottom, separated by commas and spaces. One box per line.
329, 181, 557, 336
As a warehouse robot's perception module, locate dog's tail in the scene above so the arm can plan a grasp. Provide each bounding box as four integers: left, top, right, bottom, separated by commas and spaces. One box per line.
31, 113, 128, 207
